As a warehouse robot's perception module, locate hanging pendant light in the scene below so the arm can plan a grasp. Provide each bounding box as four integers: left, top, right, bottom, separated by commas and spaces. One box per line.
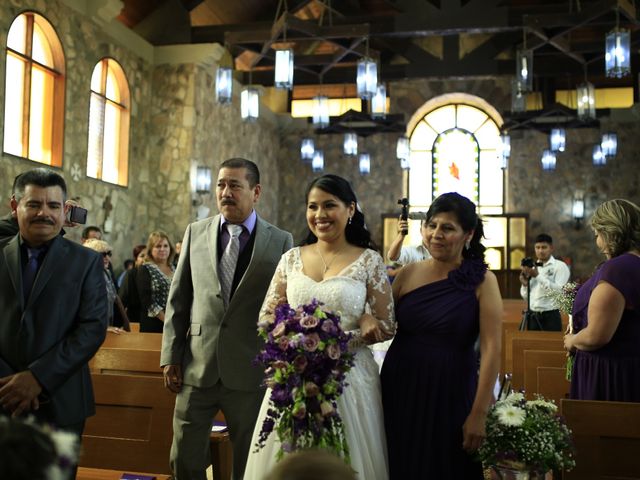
601, 133, 618, 158
312, 95, 330, 128
240, 87, 259, 122
215, 66, 233, 104
300, 138, 314, 162
312, 149, 324, 172
343, 133, 358, 156
592, 145, 606, 166
195, 166, 212, 194
516, 49, 533, 93
399, 157, 410, 170
396, 136, 410, 161
371, 84, 387, 118
541, 149, 556, 171
274, 48, 294, 90
576, 82, 596, 120
511, 78, 527, 113
549, 128, 566, 152
498, 133, 511, 170
605, 28, 630, 78
358, 152, 371, 175
356, 58, 378, 100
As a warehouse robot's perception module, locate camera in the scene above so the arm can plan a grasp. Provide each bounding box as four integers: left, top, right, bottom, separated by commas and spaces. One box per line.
67, 205, 88, 224
521, 257, 542, 268
397, 198, 409, 235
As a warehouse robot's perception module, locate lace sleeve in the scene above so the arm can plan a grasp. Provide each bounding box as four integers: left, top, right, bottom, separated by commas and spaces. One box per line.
349, 250, 396, 348
258, 250, 292, 325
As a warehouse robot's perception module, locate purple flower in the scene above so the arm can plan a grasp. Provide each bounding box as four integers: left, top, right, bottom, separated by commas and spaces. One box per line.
302, 333, 320, 352
321, 319, 338, 334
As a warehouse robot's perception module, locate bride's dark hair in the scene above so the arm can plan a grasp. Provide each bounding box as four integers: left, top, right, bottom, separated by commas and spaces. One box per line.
301, 174, 376, 250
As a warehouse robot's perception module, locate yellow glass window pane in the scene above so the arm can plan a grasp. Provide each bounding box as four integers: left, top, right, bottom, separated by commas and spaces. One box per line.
102, 101, 121, 184
510, 247, 526, 270
7, 14, 27, 54
409, 121, 437, 151
91, 61, 104, 93
473, 120, 500, 150
509, 217, 526, 247
29, 65, 54, 164
485, 247, 503, 270
290, 98, 361, 117
479, 149, 503, 210
433, 129, 479, 204
32, 22, 54, 67
483, 217, 506, 248
105, 60, 120, 102
456, 104, 488, 133
3, 54, 26, 157
87, 93, 105, 178
424, 105, 455, 131
556, 87, 633, 109
408, 150, 433, 207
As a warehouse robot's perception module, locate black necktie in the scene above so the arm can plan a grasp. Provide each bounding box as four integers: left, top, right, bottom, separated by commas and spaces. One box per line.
23, 247, 42, 302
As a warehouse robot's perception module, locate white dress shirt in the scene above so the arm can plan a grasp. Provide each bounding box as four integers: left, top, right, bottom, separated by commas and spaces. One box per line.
520, 255, 571, 311
396, 243, 431, 265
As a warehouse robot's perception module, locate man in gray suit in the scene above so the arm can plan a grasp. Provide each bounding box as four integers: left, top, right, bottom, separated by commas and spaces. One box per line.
0, 169, 107, 443
161, 158, 293, 480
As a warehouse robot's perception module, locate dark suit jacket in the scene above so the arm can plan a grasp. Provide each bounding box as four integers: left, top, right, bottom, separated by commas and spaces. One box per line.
0, 234, 108, 426
161, 214, 293, 391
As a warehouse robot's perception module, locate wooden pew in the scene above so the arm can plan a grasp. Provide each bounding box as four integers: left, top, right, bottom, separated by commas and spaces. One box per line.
510, 334, 564, 390
537, 366, 570, 406
523, 350, 569, 402
83, 333, 233, 480
503, 330, 562, 385
561, 399, 640, 480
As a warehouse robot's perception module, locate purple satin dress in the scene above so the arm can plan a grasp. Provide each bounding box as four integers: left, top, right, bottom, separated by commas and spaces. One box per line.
570, 253, 640, 401
381, 259, 487, 479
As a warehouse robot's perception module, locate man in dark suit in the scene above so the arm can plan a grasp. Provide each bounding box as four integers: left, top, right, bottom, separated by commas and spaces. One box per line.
0, 169, 107, 440
161, 158, 293, 480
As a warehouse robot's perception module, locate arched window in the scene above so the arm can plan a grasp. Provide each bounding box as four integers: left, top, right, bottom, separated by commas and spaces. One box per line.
87, 58, 130, 186
3, 12, 65, 166
407, 94, 504, 215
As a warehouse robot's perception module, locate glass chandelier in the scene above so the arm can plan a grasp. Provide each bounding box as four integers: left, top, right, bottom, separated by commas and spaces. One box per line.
516, 49, 533, 92
549, 128, 566, 152
371, 84, 387, 118
576, 82, 595, 120
274, 48, 294, 90
541, 149, 556, 171
358, 152, 371, 175
605, 28, 630, 78
312, 96, 330, 128
215, 66, 233, 104
498, 133, 511, 169
396, 136, 410, 161
240, 87, 259, 122
592, 145, 606, 166
356, 58, 377, 100
312, 149, 324, 172
300, 138, 314, 162
343, 133, 358, 156
601, 133, 617, 158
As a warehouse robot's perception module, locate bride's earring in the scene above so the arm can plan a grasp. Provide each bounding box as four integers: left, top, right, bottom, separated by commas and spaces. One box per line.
465, 239, 471, 250
348, 216, 353, 225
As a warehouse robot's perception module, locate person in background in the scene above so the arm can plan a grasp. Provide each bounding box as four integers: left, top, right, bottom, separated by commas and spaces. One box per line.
137, 231, 175, 333
173, 241, 182, 268
263, 449, 356, 480
387, 216, 431, 266
381, 192, 502, 479
118, 244, 147, 328
519, 233, 571, 331
80, 226, 102, 244
84, 239, 130, 333
0, 168, 107, 479
564, 199, 640, 402
161, 158, 293, 480
116, 259, 135, 288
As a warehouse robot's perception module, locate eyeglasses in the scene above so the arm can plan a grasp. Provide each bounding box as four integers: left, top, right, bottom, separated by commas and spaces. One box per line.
102, 251, 112, 257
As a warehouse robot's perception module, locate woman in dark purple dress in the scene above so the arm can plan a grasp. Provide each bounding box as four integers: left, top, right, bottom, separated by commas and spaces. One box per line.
381, 192, 502, 479
564, 198, 640, 402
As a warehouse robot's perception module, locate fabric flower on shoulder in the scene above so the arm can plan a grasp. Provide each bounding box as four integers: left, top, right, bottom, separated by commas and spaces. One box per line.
449, 258, 488, 291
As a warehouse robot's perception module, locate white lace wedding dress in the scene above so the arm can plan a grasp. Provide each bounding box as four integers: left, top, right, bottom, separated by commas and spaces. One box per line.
243, 247, 395, 480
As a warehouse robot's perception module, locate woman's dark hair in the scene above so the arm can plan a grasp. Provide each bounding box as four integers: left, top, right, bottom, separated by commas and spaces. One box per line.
302, 174, 376, 250
426, 192, 486, 261
0, 418, 57, 480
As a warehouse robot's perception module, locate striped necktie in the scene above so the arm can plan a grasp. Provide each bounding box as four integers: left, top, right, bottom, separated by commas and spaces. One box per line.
219, 224, 243, 305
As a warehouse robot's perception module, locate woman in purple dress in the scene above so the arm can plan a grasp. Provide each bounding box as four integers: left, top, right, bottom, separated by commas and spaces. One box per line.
564, 199, 640, 402
381, 192, 502, 479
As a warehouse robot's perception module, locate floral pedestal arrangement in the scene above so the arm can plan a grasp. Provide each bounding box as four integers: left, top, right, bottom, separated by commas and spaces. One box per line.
478, 392, 575, 477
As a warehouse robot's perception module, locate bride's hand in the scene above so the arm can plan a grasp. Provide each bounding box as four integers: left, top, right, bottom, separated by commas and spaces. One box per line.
359, 314, 387, 344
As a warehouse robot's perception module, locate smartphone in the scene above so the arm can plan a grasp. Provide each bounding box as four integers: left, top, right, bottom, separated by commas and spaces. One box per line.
68, 205, 88, 224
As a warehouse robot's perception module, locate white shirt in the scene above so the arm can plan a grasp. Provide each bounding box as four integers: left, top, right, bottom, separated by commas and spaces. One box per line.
396, 244, 431, 265
520, 255, 571, 312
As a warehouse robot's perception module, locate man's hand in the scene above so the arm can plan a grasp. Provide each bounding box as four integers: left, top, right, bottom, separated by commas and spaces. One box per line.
163, 364, 183, 393
63, 199, 81, 228
0, 370, 43, 417
397, 217, 409, 237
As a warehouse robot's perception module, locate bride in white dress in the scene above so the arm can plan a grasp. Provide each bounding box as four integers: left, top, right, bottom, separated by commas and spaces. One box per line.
244, 174, 395, 480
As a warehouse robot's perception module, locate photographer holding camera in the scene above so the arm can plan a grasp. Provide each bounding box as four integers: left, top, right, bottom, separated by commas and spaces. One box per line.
387, 198, 431, 265
519, 233, 570, 331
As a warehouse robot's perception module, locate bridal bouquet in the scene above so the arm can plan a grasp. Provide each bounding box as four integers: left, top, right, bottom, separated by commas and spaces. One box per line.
549, 281, 580, 379
254, 299, 354, 461
478, 392, 576, 473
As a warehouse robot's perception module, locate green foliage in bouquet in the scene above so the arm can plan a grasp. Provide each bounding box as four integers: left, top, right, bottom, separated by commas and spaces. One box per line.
478, 392, 576, 473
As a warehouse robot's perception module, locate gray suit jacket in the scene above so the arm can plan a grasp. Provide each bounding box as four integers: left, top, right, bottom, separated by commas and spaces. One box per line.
160, 214, 293, 391
0, 234, 108, 426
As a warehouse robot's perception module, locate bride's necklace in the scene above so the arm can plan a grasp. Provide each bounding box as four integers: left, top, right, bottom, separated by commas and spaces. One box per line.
315, 245, 346, 273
